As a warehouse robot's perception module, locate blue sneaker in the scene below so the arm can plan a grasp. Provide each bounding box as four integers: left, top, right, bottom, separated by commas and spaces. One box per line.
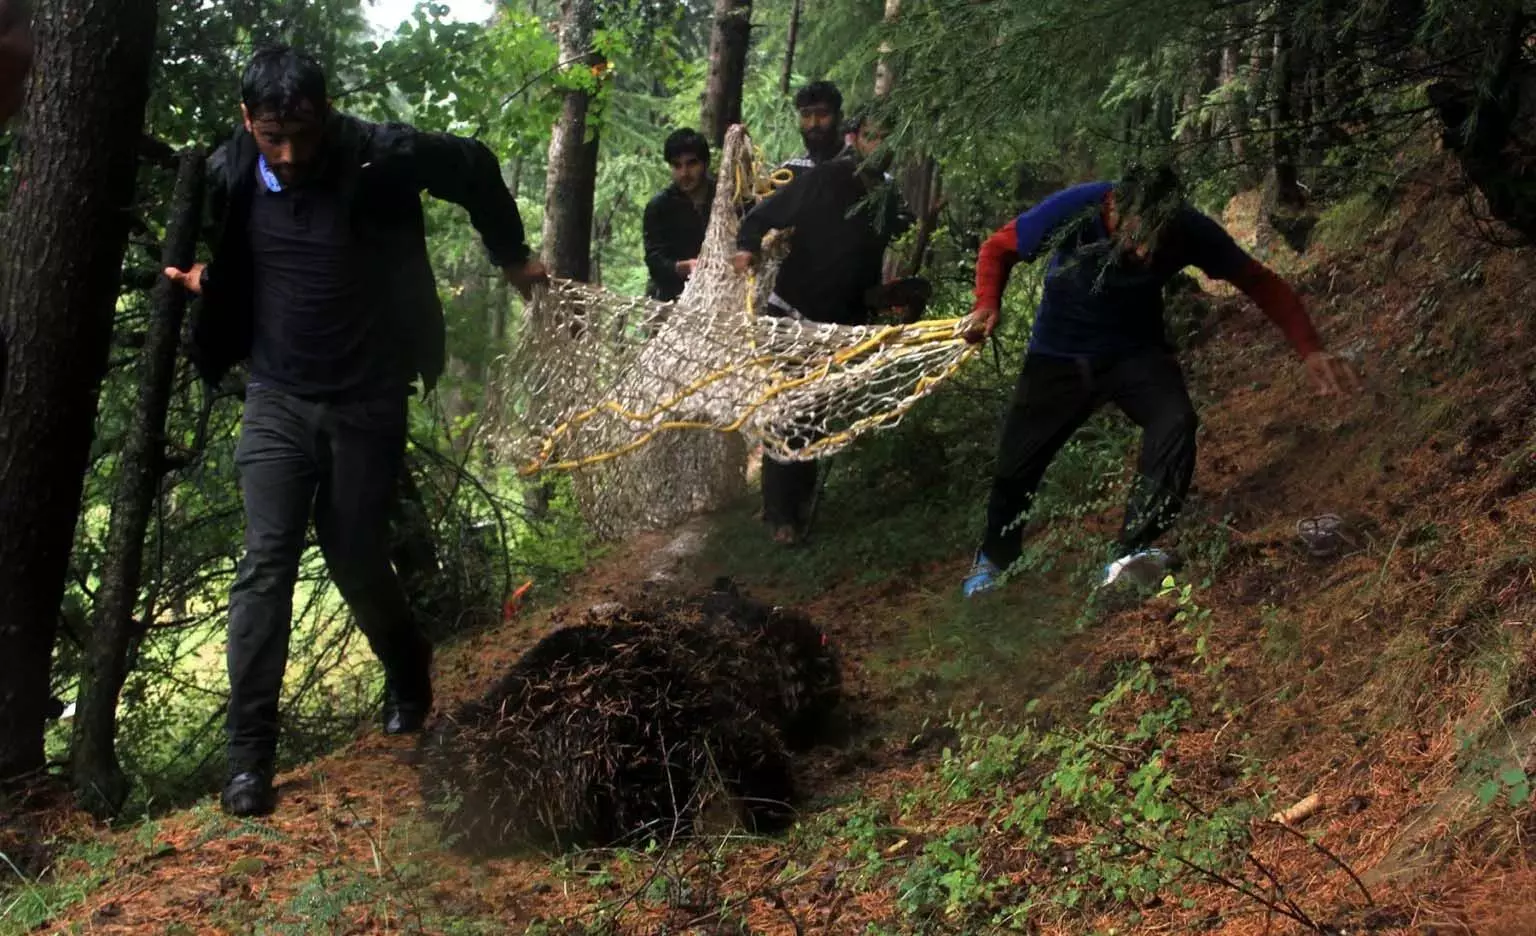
1100, 548, 1172, 589
962, 552, 1003, 597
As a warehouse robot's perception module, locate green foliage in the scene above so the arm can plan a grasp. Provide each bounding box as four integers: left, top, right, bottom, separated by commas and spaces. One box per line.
1310, 191, 1394, 254
837, 663, 1267, 932
0, 841, 118, 934
1477, 765, 1533, 808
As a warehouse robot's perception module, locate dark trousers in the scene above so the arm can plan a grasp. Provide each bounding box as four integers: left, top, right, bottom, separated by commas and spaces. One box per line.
226, 384, 431, 776
757, 300, 832, 532
981, 350, 1198, 571
762, 455, 819, 528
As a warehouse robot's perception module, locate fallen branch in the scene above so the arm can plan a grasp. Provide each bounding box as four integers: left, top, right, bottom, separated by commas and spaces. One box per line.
1269, 793, 1323, 826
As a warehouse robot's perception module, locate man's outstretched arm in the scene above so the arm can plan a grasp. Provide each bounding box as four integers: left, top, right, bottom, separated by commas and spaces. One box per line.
394, 125, 547, 297
732, 164, 820, 273
965, 182, 1114, 342
1186, 210, 1358, 395
1223, 259, 1358, 395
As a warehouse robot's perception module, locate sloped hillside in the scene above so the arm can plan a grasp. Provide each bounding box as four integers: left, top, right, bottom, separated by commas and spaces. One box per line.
11, 157, 1536, 935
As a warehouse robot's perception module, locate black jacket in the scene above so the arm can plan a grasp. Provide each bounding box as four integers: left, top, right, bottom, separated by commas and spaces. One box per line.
737, 155, 914, 325
642, 179, 714, 301
188, 112, 530, 392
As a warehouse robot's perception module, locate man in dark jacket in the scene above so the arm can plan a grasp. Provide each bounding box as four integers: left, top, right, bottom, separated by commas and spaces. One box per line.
643, 128, 714, 302
164, 46, 545, 818
0, 0, 30, 125
732, 110, 915, 545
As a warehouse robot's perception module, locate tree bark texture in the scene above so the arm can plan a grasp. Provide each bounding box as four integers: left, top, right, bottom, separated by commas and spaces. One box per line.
900, 157, 941, 279
780, 0, 801, 96
700, 0, 751, 149
1269, 1, 1303, 206
70, 150, 205, 816
874, 0, 901, 98
541, 0, 599, 284
1219, 30, 1247, 161
0, 0, 161, 784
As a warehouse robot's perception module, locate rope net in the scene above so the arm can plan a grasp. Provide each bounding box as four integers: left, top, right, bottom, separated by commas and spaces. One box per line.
484, 125, 978, 538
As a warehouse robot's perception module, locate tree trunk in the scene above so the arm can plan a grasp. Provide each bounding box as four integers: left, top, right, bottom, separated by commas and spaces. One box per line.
0, 0, 160, 785
1269, 3, 1303, 206
69, 149, 204, 816
902, 157, 941, 278
541, 0, 599, 284
1219, 30, 1247, 162
700, 0, 751, 149
507, 153, 524, 201
1242, 20, 1273, 187
873, 0, 901, 98
780, 0, 801, 96
489, 277, 508, 346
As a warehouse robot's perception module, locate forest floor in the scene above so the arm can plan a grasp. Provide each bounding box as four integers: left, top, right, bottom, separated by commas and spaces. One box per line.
11, 156, 1536, 935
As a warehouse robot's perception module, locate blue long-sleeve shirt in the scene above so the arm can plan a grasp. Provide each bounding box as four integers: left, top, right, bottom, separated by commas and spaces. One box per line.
974, 181, 1309, 357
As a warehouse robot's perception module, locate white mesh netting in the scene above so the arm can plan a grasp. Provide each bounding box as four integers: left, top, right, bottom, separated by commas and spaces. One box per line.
483, 125, 979, 539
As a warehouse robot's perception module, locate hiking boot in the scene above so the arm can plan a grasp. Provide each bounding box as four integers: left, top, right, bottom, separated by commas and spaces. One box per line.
1100, 548, 1173, 590
221, 771, 276, 818
962, 552, 1003, 598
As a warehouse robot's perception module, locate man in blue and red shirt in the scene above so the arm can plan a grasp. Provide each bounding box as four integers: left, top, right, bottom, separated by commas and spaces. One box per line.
961, 165, 1358, 596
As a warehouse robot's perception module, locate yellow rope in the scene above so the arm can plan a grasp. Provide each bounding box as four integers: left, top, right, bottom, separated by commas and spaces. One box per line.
514, 139, 979, 477
518, 317, 977, 475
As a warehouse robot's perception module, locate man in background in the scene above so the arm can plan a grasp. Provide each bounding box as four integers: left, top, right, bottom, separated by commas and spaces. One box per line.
776, 80, 847, 182
733, 109, 914, 545
0, 0, 32, 125
643, 128, 714, 302
164, 46, 546, 818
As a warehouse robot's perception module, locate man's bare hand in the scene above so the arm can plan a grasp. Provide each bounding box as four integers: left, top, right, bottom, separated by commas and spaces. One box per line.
504, 257, 549, 301
963, 303, 999, 344
164, 264, 206, 295
731, 251, 754, 275
1303, 350, 1360, 396
675, 259, 697, 279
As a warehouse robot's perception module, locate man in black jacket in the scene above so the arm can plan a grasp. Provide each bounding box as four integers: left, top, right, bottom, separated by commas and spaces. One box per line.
732, 110, 914, 544
164, 46, 545, 818
0, 0, 30, 125
643, 128, 714, 302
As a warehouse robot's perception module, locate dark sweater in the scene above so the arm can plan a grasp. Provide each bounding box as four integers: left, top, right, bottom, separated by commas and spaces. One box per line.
736, 156, 914, 325
190, 112, 532, 393
642, 179, 713, 301
246, 171, 409, 400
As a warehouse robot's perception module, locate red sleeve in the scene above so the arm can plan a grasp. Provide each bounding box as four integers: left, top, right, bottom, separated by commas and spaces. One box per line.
1225, 258, 1323, 358
973, 222, 1020, 310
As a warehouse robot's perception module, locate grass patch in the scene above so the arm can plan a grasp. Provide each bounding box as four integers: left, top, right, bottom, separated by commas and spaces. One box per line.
1310, 190, 1394, 254
0, 840, 117, 936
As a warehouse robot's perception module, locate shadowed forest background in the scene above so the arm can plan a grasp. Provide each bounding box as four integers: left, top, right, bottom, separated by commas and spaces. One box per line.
4, 0, 1536, 933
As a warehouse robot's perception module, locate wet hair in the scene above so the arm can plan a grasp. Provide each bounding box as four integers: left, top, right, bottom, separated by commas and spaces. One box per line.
1114, 162, 1186, 237
793, 80, 842, 115
845, 105, 891, 138
663, 128, 710, 166
241, 44, 327, 120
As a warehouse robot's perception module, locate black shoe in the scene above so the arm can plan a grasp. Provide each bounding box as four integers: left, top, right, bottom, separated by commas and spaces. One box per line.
221, 771, 276, 817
